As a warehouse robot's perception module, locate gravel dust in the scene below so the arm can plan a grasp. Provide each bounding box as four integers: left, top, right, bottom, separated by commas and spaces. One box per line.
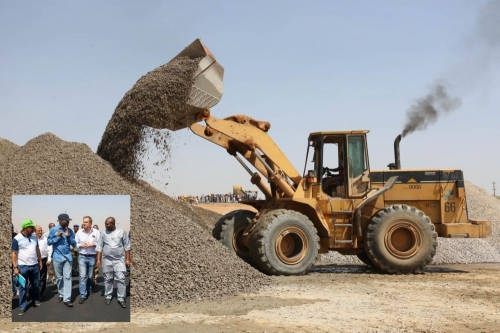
97, 56, 201, 180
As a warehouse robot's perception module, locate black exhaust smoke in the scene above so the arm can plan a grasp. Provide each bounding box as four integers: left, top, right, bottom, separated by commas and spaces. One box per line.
401, 83, 461, 138
401, 0, 500, 138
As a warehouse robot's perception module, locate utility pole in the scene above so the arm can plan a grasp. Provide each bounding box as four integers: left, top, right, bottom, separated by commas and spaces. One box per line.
494, 181, 497, 196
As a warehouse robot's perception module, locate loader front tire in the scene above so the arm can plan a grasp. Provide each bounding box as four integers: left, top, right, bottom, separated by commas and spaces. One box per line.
249, 209, 319, 276
212, 210, 256, 262
365, 204, 437, 274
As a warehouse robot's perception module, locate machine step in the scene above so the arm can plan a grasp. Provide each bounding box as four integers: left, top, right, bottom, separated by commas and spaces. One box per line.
335, 240, 354, 244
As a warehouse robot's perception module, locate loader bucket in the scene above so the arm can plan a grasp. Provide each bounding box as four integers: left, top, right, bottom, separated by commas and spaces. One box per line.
167, 38, 224, 130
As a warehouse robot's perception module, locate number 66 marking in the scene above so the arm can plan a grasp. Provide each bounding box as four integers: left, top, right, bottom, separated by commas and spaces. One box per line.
444, 202, 456, 213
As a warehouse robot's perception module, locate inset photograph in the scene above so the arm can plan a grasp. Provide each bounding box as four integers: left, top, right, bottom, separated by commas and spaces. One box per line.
11, 195, 130, 322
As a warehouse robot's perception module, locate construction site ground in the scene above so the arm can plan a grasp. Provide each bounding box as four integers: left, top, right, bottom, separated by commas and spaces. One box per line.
3, 203, 499, 333
3, 263, 499, 333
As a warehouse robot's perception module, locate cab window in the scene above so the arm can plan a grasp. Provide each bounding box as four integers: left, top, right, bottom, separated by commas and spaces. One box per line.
348, 136, 366, 179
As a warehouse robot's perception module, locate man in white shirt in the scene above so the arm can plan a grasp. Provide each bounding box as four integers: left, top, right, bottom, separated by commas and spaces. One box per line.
35, 225, 49, 297
42, 222, 55, 284
75, 216, 100, 304
42, 223, 55, 239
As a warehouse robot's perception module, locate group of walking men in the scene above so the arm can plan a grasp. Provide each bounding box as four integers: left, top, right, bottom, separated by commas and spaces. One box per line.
12, 213, 131, 316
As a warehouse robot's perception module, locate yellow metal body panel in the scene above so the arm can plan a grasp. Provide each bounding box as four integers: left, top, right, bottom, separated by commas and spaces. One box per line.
309, 130, 370, 137
371, 172, 491, 238
434, 221, 492, 238
373, 182, 469, 224
205, 115, 302, 186
293, 179, 368, 251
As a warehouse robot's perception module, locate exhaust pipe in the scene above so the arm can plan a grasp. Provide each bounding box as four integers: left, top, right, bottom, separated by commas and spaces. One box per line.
388, 134, 402, 170
394, 134, 401, 170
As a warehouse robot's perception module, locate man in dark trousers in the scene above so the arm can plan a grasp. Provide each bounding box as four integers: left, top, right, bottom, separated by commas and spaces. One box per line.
75, 216, 100, 304
12, 219, 43, 316
35, 225, 49, 297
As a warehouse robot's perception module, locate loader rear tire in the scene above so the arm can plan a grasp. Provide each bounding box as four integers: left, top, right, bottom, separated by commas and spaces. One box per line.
249, 209, 319, 276
356, 252, 373, 266
212, 210, 256, 262
365, 204, 437, 274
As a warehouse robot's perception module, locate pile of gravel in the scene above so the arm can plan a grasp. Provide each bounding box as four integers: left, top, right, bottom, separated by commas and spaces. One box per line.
0, 133, 270, 318
319, 181, 500, 265
136, 179, 223, 233
97, 56, 202, 180
0, 137, 19, 162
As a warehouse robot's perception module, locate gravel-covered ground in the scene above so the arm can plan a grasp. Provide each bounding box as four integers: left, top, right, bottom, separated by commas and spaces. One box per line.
0, 133, 270, 319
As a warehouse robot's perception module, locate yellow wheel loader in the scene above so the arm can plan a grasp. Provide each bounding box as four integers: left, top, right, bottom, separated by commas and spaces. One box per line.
163, 39, 491, 275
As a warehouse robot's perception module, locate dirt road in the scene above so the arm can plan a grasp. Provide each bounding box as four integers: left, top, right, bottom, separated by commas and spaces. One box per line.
3, 263, 499, 333
195, 202, 257, 215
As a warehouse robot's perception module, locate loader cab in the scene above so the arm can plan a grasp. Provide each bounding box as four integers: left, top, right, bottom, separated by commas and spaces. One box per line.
306, 130, 371, 198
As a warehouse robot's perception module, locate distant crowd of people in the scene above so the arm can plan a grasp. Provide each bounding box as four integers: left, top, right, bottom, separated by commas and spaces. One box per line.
11, 214, 131, 316
175, 192, 258, 204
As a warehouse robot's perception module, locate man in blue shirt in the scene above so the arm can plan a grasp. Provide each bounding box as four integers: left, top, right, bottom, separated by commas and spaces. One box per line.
47, 213, 77, 307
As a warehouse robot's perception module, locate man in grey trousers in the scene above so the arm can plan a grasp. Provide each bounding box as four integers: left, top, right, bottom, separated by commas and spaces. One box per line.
95, 217, 130, 308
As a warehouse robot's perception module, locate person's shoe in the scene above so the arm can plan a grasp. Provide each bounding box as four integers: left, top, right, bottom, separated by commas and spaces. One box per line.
33, 301, 41, 307
18, 309, 25, 316
87, 290, 93, 296
79, 297, 86, 304
105, 299, 111, 305
57, 296, 63, 303
118, 301, 127, 308
63, 301, 73, 307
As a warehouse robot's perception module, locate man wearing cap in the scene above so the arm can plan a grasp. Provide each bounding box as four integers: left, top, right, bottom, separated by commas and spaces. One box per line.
96, 217, 130, 308
47, 213, 78, 307
11, 219, 43, 316
75, 216, 100, 304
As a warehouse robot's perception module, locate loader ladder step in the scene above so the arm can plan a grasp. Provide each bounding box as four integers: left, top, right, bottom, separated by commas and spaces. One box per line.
335, 240, 353, 244
334, 224, 353, 227
329, 198, 355, 246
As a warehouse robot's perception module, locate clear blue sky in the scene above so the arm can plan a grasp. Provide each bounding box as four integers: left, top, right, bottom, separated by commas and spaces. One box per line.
12, 195, 130, 233
1, 1, 499, 197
